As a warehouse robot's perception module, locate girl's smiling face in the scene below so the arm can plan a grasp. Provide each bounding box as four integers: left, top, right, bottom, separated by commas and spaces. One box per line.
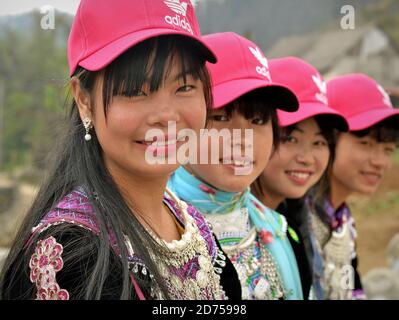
332, 132, 396, 195
73, 37, 211, 181
258, 117, 331, 206
93, 65, 207, 180
186, 96, 276, 193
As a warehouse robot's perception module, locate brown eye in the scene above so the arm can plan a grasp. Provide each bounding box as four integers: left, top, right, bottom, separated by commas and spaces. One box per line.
177, 85, 195, 93
385, 147, 395, 155
209, 115, 229, 122
252, 118, 265, 125
314, 140, 327, 147
121, 89, 146, 97
282, 135, 297, 144
359, 140, 370, 146
135, 90, 146, 96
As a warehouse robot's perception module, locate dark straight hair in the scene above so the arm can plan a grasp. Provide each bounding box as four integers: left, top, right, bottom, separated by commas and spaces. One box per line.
210, 88, 280, 149
349, 116, 399, 146
300, 116, 337, 204
0, 35, 213, 299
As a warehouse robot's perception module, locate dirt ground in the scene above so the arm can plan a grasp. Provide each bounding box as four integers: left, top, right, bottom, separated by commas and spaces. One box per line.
350, 163, 399, 277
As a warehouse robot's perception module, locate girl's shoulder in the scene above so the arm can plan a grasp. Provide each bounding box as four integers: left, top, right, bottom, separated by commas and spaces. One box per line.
28, 186, 123, 255
12, 188, 125, 300
31, 187, 100, 239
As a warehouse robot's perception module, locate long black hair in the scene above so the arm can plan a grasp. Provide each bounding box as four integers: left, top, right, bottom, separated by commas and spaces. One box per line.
0, 35, 212, 299
304, 115, 337, 204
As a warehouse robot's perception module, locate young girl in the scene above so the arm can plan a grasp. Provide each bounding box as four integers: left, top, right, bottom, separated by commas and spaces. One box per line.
0, 0, 240, 300
168, 32, 305, 300
311, 73, 399, 300
251, 57, 348, 300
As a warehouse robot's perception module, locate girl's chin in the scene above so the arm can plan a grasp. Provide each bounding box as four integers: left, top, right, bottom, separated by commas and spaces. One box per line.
212, 179, 253, 193
282, 188, 308, 200
223, 186, 249, 193
356, 185, 379, 196
137, 162, 181, 176
284, 176, 320, 197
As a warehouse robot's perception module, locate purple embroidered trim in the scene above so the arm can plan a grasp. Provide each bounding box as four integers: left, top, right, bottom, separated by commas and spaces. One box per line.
32, 190, 218, 261
31, 190, 100, 235
29, 190, 123, 253
352, 289, 367, 299
323, 199, 350, 230
323, 199, 357, 240
29, 189, 218, 298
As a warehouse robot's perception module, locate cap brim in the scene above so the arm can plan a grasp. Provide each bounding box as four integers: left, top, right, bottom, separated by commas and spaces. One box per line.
346, 107, 399, 131
212, 78, 299, 112
278, 102, 349, 131
72, 28, 217, 76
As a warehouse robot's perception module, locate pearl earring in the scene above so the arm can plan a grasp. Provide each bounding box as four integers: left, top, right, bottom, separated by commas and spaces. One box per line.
82, 117, 93, 141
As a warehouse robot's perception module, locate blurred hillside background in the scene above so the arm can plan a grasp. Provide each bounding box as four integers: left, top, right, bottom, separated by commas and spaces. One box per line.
0, 0, 399, 298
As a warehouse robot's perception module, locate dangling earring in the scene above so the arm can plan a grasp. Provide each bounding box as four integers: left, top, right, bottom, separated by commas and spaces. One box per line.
82, 117, 93, 141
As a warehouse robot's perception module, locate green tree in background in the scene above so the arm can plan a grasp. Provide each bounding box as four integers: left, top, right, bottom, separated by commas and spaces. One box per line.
0, 11, 71, 173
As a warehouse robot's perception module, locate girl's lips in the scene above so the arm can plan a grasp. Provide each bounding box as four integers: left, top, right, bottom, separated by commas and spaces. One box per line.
360, 171, 382, 185
216, 157, 255, 176
137, 134, 186, 146
220, 157, 254, 166
285, 170, 313, 186
219, 157, 254, 171
135, 136, 186, 158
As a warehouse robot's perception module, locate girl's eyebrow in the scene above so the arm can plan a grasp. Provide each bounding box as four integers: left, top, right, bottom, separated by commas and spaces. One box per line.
140, 70, 196, 87
291, 127, 303, 134
292, 127, 324, 136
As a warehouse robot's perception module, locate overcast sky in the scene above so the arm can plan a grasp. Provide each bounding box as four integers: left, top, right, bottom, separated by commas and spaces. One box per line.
0, 0, 226, 16
0, 0, 81, 16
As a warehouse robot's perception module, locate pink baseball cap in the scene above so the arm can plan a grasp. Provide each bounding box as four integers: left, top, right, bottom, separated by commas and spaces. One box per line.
202, 32, 299, 111
68, 0, 216, 76
268, 57, 348, 131
327, 74, 399, 131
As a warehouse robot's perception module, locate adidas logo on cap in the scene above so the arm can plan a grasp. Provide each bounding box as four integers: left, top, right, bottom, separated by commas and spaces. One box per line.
164, 0, 193, 34
312, 74, 328, 105
377, 85, 393, 108
249, 46, 271, 81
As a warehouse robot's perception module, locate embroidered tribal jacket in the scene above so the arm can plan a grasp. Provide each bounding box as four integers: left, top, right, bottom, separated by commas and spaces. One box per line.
2, 188, 241, 300
310, 198, 365, 300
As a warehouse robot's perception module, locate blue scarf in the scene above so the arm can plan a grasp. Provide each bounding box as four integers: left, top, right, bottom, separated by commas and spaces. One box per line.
168, 167, 303, 300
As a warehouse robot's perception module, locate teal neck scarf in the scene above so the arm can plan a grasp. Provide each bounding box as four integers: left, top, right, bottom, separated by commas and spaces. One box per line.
168, 166, 303, 300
